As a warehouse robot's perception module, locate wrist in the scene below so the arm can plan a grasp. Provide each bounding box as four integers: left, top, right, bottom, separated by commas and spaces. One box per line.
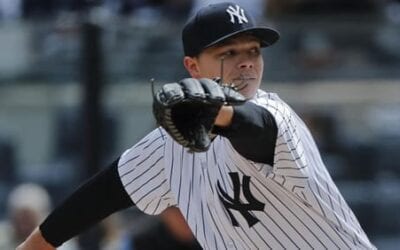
215, 105, 234, 127
16, 227, 56, 250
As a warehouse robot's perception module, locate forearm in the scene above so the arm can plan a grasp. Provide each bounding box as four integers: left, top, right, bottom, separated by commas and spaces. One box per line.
214, 102, 277, 165
38, 158, 134, 247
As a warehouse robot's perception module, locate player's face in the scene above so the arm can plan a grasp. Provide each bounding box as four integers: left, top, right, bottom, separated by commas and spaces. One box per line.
185, 35, 264, 99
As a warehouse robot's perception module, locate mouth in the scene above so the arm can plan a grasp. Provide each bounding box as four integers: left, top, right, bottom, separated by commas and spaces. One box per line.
231, 76, 256, 91
232, 73, 257, 82
232, 77, 256, 82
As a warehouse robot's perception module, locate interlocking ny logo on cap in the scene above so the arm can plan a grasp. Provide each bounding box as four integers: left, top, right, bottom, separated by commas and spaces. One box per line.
226, 5, 248, 24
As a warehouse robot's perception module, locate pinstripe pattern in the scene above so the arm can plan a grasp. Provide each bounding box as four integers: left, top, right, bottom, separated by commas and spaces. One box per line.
118, 90, 375, 249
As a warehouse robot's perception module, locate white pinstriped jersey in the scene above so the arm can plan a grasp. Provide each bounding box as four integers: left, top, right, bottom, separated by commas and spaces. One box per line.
118, 89, 375, 249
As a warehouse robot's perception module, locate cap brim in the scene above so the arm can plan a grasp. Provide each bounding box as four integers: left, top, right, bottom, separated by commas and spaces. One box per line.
204, 27, 280, 50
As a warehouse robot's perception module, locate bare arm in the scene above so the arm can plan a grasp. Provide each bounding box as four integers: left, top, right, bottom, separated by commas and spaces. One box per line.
16, 227, 55, 250
215, 105, 234, 127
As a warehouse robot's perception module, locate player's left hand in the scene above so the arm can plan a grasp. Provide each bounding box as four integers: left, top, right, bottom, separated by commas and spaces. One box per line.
153, 78, 245, 152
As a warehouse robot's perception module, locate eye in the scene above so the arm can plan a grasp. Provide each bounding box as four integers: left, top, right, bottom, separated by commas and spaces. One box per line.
249, 47, 261, 56
221, 49, 236, 57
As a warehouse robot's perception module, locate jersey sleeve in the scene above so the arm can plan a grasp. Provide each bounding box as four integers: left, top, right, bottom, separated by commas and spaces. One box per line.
213, 101, 277, 165
40, 158, 134, 247
252, 92, 310, 190
118, 128, 177, 215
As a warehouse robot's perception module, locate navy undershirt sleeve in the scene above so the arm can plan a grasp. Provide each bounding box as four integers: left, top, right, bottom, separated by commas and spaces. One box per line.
213, 101, 278, 165
39, 158, 134, 247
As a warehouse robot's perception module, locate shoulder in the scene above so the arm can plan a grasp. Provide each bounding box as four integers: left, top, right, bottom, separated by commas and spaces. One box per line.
250, 90, 291, 113
251, 89, 285, 104
119, 128, 167, 166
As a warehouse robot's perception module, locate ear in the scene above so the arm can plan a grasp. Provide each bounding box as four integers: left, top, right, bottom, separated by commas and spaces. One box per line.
183, 56, 201, 78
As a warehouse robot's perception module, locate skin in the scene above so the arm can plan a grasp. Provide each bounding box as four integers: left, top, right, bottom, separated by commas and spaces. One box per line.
11, 208, 42, 242
16, 227, 55, 250
183, 35, 264, 127
16, 34, 264, 250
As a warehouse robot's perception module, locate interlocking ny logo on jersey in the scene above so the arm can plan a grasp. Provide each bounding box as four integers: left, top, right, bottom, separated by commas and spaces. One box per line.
226, 5, 248, 24
217, 172, 265, 227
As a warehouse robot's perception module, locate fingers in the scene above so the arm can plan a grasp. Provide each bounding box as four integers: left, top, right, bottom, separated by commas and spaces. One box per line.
179, 78, 206, 101
198, 78, 226, 104
157, 78, 245, 107
179, 78, 228, 105
199, 77, 246, 105
158, 83, 185, 106
220, 85, 246, 105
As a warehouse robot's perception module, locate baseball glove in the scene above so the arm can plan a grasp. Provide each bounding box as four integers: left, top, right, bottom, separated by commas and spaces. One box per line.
153, 78, 246, 152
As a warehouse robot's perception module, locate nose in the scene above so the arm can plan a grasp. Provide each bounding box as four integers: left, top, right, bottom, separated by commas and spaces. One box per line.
237, 55, 254, 69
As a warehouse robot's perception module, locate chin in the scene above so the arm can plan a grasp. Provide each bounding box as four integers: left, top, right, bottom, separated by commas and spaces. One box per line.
239, 88, 257, 99
237, 83, 259, 99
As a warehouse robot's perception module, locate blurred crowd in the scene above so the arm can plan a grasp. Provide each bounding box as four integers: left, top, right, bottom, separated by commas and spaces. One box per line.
1, 0, 400, 22
0, 182, 204, 249
0, 0, 399, 82
0, 183, 78, 249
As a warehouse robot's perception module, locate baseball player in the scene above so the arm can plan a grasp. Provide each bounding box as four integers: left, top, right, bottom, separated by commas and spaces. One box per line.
18, 2, 376, 249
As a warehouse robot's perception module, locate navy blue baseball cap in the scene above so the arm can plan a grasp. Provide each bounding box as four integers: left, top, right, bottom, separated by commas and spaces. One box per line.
182, 2, 280, 57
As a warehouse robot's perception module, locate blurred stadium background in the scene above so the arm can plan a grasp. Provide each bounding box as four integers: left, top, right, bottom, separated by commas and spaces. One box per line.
0, 0, 400, 249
